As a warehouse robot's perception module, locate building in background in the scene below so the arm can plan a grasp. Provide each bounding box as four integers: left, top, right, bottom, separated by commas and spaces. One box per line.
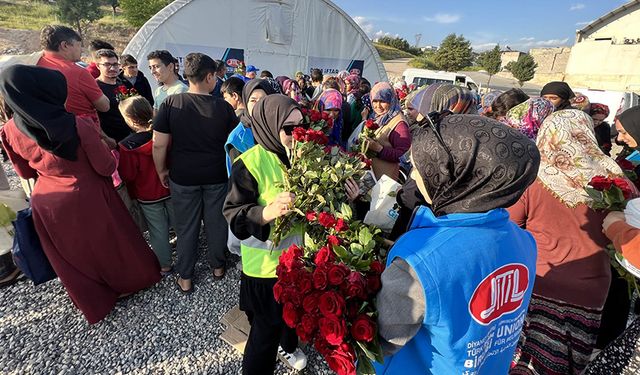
500, 47, 524, 71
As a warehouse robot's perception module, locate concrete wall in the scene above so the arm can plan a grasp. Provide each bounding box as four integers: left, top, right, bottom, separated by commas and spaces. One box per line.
564, 41, 640, 91
529, 47, 571, 84
577, 2, 640, 43
500, 51, 523, 70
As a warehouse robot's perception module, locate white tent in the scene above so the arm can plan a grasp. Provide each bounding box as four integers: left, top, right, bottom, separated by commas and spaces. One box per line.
123, 0, 387, 87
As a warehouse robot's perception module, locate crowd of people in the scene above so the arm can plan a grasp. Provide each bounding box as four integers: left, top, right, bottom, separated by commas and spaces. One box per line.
1, 24, 640, 374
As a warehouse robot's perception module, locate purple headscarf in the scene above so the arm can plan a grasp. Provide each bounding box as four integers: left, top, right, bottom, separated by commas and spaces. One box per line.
370, 82, 402, 126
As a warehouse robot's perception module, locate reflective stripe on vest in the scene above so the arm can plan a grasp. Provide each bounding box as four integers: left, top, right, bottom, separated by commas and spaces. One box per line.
238, 144, 298, 278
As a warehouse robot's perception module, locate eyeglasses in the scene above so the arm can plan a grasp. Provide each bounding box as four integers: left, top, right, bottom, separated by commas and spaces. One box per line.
99, 63, 121, 69
282, 122, 310, 135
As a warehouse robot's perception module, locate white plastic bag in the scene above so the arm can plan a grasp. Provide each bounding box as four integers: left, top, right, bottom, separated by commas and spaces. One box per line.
363, 175, 401, 232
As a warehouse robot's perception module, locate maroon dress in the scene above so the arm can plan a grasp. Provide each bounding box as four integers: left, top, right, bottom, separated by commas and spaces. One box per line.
1, 117, 161, 324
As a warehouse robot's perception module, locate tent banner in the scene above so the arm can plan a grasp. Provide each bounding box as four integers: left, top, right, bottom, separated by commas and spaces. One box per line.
307, 56, 365, 76
166, 43, 244, 78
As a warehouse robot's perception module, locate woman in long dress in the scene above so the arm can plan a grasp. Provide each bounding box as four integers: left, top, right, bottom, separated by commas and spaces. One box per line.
0, 65, 160, 324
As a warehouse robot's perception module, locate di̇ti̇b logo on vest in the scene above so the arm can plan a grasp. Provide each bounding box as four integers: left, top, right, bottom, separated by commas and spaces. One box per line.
468, 263, 529, 325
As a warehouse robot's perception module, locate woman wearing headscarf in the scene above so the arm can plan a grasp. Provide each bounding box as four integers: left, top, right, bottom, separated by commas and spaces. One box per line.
590, 103, 612, 155
344, 74, 361, 105
223, 95, 309, 373
487, 88, 529, 120
263, 77, 283, 95
508, 109, 636, 375
365, 82, 411, 181
0, 65, 160, 324
374, 115, 540, 374
275, 76, 289, 92
413, 83, 478, 118
282, 79, 302, 103
540, 81, 575, 111
479, 90, 504, 116
500, 98, 555, 139
614, 106, 640, 152
316, 88, 344, 146
344, 74, 364, 134
570, 92, 591, 113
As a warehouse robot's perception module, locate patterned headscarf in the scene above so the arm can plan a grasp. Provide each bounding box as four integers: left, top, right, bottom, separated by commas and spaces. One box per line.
264, 77, 283, 94
570, 92, 591, 113
282, 79, 302, 102
362, 93, 373, 119
317, 89, 343, 145
344, 74, 361, 96
480, 90, 504, 115
275, 76, 290, 90
416, 83, 478, 116
536, 109, 624, 207
337, 70, 349, 81
370, 82, 402, 126
590, 103, 610, 118
501, 98, 555, 139
411, 115, 540, 216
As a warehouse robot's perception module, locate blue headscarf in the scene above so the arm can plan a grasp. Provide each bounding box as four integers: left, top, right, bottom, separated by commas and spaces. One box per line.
370, 82, 401, 126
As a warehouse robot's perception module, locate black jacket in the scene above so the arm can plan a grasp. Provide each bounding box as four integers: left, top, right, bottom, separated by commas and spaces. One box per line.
119, 71, 154, 107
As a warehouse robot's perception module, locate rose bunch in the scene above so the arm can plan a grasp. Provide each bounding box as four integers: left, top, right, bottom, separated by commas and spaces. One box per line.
275, 233, 386, 375
585, 175, 634, 211
114, 86, 138, 102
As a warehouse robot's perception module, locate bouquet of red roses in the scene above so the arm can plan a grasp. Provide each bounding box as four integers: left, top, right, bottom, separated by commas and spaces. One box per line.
114, 85, 138, 102
274, 210, 386, 375
585, 175, 634, 211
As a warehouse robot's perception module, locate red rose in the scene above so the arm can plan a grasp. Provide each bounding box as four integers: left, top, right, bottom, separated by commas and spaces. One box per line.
310, 110, 322, 122
334, 218, 349, 232
342, 271, 367, 299
366, 274, 382, 294
350, 314, 376, 342
328, 263, 350, 286
319, 290, 346, 316
321, 111, 331, 121
283, 303, 300, 328
346, 300, 360, 319
369, 260, 385, 275
327, 235, 341, 247
292, 127, 307, 142
313, 266, 329, 290
318, 212, 337, 228
130, 88, 137, 94
589, 175, 613, 191
314, 337, 332, 357
279, 244, 304, 271
617, 159, 635, 171
119, 85, 128, 94
613, 178, 633, 199
296, 313, 318, 343
365, 119, 379, 130
295, 270, 313, 294
303, 292, 321, 313
315, 246, 334, 266
326, 118, 334, 129
325, 343, 357, 375
319, 315, 347, 345
273, 281, 285, 302
305, 211, 317, 222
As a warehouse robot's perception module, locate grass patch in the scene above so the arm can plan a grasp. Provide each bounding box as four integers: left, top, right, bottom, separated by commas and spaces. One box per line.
374, 42, 415, 60
408, 56, 438, 70
0, 0, 58, 30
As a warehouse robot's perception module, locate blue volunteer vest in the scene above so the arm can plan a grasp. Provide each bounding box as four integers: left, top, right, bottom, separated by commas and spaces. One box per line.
375, 206, 537, 375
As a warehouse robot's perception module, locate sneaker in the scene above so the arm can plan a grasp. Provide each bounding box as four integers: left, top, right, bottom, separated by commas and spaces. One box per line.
277, 346, 307, 371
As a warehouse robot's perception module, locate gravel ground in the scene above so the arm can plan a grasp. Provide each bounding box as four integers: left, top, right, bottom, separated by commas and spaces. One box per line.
0, 162, 333, 375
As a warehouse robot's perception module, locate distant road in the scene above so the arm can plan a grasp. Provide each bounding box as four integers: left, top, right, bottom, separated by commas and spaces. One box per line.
383, 58, 543, 96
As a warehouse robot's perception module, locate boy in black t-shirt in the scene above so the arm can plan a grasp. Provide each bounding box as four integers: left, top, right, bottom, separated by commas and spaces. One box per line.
153, 53, 239, 293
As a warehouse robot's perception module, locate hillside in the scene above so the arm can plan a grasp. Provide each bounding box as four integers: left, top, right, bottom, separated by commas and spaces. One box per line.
373, 42, 415, 61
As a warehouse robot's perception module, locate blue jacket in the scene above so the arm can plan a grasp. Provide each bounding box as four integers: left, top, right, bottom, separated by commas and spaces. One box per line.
225, 123, 255, 176
375, 206, 536, 375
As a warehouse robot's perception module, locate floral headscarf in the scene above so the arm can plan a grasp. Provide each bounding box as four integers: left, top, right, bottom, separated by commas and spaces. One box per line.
264, 77, 283, 94
590, 103, 610, 118
501, 98, 554, 139
370, 82, 402, 126
570, 92, 591, 113
317, 89, 343, 146
282, 79, 301, 102
362, 93, 373, 119
480, 90, 504, 115
536, 109, 624, 207
344, 74, 361, 96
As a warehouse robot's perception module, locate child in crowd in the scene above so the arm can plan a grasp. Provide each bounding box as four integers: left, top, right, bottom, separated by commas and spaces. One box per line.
118, 96, 174, 274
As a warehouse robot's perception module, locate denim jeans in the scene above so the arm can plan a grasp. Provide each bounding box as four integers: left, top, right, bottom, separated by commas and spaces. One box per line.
170, 180, 228, 279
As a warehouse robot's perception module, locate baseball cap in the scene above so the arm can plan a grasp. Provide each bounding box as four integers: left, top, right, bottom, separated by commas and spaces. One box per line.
246, 65, 260, 73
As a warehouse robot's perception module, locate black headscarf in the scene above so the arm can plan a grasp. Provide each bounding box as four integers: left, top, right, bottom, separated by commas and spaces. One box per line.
251, 94, 300, 162
540, 81, 575, 111
412, 114, 540, 216
0, 64, 79, 160
240, 78, 277, 127
618, 106, 640, 151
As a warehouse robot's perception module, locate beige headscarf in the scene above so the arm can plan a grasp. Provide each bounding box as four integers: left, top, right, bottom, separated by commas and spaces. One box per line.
536, 109, 624, 207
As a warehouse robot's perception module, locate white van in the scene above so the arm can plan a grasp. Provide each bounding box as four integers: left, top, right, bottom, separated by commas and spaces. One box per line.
402, 68, 478, 92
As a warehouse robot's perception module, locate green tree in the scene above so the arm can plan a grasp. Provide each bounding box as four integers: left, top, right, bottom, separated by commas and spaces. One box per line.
377, 36, 412, 53
477, 45, 502, 86
120, 0, 171, 28
506, 54, 537, 87
433, 34, 473, 72
56, 0, 103, 36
